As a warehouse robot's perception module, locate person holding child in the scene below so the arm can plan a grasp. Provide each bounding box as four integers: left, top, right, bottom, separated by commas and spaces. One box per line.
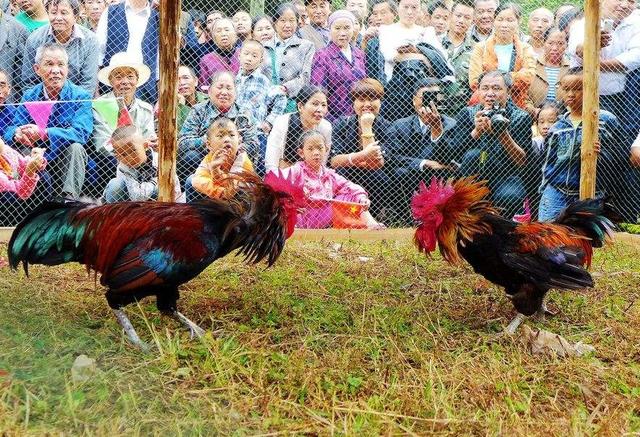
538, 68, 621, 221
103, 125, 181, 203
186, 117, 254, 202
178, 70, 258, 187
282, 130, 384, 229
265, 85, 331, 173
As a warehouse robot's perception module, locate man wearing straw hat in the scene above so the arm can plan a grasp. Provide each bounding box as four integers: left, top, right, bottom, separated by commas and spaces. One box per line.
93, 52, 156, 157
89, 51, 156, 196
3, 42, 93, 200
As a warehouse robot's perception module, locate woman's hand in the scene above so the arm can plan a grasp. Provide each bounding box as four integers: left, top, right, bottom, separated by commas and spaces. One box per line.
361, 141, 384, 167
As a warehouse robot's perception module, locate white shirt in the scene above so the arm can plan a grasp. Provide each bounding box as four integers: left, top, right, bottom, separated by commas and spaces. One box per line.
568, 10, 640, 95
378, 23, 448, 81
340, 45, 352, 63
96, 0, 151, 69
632, 129, 640, 149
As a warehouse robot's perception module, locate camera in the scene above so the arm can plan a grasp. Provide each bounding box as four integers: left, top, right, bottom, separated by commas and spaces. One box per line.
422, 89, 446, 112
483, 103, 510, 134
602, 18, 614, 32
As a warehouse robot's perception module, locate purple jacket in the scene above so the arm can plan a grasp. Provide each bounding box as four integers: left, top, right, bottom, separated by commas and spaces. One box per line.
311, 42, 365, 122
199, 46, 241, 90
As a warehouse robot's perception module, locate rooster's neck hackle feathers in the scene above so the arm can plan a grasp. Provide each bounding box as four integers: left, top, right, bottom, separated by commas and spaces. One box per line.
441, 178, 500, 263
413, 177, 500, 264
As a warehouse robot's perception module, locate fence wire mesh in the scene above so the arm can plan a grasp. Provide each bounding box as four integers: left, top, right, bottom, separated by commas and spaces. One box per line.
1, 0, 639, 229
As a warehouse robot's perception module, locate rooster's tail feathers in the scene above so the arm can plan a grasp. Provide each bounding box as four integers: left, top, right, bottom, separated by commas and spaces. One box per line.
554, 197, 619, 247
8, 201, 91, 273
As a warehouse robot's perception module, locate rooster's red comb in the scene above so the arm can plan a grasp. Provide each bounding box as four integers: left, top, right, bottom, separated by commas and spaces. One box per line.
264, 169, 306, 207
411, 177, 455, 221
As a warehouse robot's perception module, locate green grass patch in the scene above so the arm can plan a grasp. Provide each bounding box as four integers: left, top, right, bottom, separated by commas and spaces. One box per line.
1, 238, 639, 435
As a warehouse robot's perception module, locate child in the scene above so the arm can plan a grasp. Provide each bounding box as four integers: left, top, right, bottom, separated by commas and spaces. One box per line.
533, 101, 562, 155
104, 125, 182, 203
188, 118, 254, 202
235, 39, 287, 174
0, 139, 46, 200
0, 139, 46, 225
524, 101, 562, 219
282, 130, 385, 229
538, 68, 620, 221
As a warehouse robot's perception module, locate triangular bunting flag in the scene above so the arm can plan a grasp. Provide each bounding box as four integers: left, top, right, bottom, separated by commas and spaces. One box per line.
332, 200, 368, 229
116, 98, 134, 127
92, 98, 119, 130
24, 101, 54, 131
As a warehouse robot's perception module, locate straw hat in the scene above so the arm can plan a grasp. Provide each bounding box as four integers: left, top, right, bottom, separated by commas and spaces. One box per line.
98, 52, 151, 87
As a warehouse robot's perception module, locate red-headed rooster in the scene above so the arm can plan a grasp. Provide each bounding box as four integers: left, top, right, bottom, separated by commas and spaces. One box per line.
8, 172, 305, 348
411, 177, 618, 333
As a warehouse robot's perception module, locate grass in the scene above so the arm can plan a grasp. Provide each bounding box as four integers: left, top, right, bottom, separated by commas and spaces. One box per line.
0, 237, 639, 436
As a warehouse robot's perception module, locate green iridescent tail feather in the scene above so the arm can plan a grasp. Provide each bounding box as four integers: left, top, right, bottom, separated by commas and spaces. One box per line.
553, 196, 621, 248
8, 201, 91, 275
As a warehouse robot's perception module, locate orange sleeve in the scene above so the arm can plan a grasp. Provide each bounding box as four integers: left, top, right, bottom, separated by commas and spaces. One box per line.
468, 42, 485, 91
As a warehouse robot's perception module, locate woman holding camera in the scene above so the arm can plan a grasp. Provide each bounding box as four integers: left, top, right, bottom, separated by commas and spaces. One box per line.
468, 3, 536, 109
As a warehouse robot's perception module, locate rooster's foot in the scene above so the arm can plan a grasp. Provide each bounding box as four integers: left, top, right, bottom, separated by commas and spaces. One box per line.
174, 311, 205, 339
534, 303, 558, 322
504, 313, 527, 335
113, 309, 149, 350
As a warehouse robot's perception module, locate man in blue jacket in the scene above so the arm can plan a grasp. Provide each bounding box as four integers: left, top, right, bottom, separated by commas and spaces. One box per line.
4, 43, 93, 200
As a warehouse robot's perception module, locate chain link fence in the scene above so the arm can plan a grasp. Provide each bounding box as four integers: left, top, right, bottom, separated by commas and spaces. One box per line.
1, 0, 639, 229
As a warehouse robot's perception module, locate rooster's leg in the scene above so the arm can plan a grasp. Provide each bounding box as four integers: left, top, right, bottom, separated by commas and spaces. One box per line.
535, 301, 558, 321
504, 313, 527, 335
173, 311, 205, 339
112, 309, 146, 349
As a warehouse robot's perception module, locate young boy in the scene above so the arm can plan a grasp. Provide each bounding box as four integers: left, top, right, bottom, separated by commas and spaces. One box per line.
104, 125, 182, 203
235, 39, 287, 174
538, 68, 620, 221
188, 118, 254, 202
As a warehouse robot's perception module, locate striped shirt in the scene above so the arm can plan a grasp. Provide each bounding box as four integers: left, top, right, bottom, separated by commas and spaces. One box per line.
544, 66, 561, 101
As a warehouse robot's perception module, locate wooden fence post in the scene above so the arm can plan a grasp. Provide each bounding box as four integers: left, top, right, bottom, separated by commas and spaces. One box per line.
580, 0, 600, 200
157, 0, 182, 202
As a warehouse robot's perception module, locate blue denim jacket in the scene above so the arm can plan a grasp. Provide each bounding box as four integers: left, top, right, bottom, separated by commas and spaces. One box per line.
541, 110, 619, 194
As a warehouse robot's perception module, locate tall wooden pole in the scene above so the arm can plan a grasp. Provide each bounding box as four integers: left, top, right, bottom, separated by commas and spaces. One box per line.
580, 0, 600, 199
157, 0, 181, 202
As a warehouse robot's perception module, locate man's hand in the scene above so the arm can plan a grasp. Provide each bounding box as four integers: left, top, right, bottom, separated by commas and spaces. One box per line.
363, 26, 379, 39
417, 101, 442, 129
397, 44, 419, 54
260, 122, 272, 134
472, 111, 491, 137
420, 159, 448, 170
15, 125, 43, 146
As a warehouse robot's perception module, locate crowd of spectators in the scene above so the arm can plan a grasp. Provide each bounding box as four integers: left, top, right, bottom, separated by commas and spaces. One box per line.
1, 0, 640, 227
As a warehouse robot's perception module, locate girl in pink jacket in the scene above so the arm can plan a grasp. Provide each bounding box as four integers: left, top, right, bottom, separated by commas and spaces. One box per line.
0, 140, 46, 200
280, 130, 384, 229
